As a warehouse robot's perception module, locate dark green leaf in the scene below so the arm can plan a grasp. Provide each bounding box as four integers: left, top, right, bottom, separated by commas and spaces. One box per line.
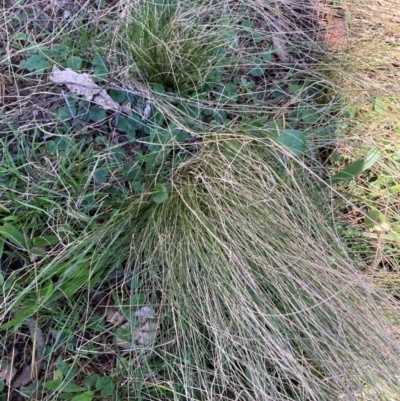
12, 32, 27, 41
84, 375, 99, 390
57, 394, 75, 400
145, 149, 168, 169
91, 55, 106, 66
91, 55, 108, 79
0, 223, 28, 248
116, 115, 141, 135
56, 357, 76, 377
32, 235, 60, 247
109, 89, 127, 103
96, 376, 115, 396
212, 110, 228, 124
226, 29, 239, 49
153, 83, 164, 94
300, 107, 320, 124
51, 44, 70, 60
20, 55, 49, 73
71, 391, 94, 401
132, 181, 144, 193
1, 300, 37, 329
330, 151, 342, 163
66, 56, 83, 71
129, 293, 146, 308
288, 81, 301, 94
323, 148, 380, 187
151, 110, 164, 126
271, 84, 286, 100
0, 379, 4, 392
94, 167, 109, 184
122, 163, 142, 181
111, 147, 125, 162
44, 380, 86, 393
365, 210, 381, 232
252, 31, 264, 43
342, 107, 355, 119
241, 19, 253, 28
249, 58, 264, 77
365, 209, 389, 233
93, 65, 108, 79
277, 129, 307, 157
152, 183, 168, 204
263, 48, 273, 62
89, 107, 106, 122
173, 129, 188, 143
58, 105, 76, 119
0, 174, 10, 188
46, 140, 57, 154
116, 326, 131, 341
36, 46, 52, 57
266, 119, 283, 138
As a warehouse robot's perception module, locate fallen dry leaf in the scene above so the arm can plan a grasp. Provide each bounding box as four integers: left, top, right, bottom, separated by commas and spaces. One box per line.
0, 364, 17, 386
12, 318, 46, 389
134, 321, 159, 346
325, 13, 349, 51
115, 306, 158, 349
116, 321, 159, 349
0, 347, 17, 385
50, 67, 132, 115
106, 308, 126, 326
135, 306, 155, 320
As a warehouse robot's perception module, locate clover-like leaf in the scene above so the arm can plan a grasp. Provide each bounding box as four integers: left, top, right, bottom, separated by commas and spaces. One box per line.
95, 376, 115, 397
20, 55, 49, 73
94, 167, 109, 184
91, 55, 108, 80
249, 58, 265, 77
277, 129, 307, 157
89, 107, 106, 122
58, 104, 77, 119
109, 89, 127, 103
50, 44, 70, 60
66, 56, 83, 71
152, 183, 168, 204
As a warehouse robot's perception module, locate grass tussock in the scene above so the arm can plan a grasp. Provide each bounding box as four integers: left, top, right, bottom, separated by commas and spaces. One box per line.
120, 0, 226, 91
124, 137, 400, 400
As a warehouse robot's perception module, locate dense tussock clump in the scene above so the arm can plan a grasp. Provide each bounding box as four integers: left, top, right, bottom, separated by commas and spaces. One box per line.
127, 138, 400, 400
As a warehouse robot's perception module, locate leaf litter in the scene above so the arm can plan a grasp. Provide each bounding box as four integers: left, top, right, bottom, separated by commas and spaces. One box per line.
0, 348, 17, 386
50, 66, 132, 115
106, 305, 159, 349
12, 317, 46, 389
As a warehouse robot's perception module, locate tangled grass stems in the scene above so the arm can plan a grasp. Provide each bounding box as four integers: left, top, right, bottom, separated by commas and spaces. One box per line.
2, 137, 399, 399
128, 137, 400, 400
